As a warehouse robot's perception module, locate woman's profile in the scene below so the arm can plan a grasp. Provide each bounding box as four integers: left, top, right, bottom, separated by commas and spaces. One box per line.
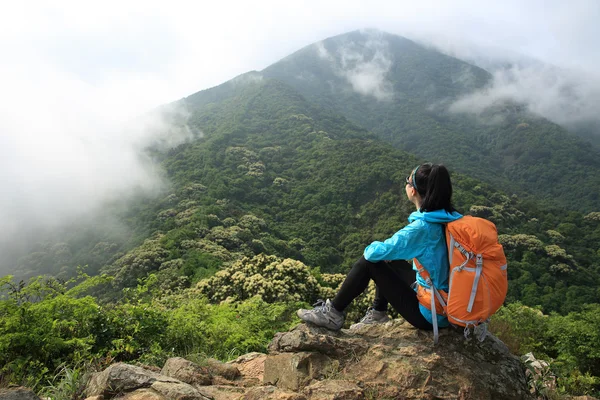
297, 163, 463, 331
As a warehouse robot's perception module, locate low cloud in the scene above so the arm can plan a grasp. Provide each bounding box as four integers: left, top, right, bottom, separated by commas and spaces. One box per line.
0, 58, 198, 258
316, 32, 394, 101
231, 71, 264, 86
449, 64, 600, 131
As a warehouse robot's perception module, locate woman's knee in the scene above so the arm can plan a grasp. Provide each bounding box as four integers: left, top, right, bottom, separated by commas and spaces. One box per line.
356, 256, 384, 268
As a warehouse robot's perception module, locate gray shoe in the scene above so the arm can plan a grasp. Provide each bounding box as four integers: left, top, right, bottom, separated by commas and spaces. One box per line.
350, 308, 390, 330
297, 299, 344, 331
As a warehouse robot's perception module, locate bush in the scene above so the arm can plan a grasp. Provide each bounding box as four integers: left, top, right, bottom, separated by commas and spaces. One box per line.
164, 295, 299, 359
490, 302, 549, 356
197, 254, 320, 303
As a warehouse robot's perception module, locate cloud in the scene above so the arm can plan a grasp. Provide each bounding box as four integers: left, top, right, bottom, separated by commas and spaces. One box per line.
0, 0, 599, 272
449, 64, 600, 129
231, 72, 264, 86
0, 55, 197, 250
316, 33, 394, 101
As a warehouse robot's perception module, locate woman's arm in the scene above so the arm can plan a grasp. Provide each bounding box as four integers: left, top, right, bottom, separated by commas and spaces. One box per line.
363, 220, 428, 262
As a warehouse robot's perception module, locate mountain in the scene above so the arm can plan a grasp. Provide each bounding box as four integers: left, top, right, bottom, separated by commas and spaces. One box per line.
260, 30, 600, 212
2, 29, 598, 312
8, 75, 597, 312
450, 47, 600, 150
2, 32, 600, 396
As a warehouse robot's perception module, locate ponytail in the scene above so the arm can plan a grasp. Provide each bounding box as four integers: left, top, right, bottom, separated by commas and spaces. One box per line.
412, 163, 455, 213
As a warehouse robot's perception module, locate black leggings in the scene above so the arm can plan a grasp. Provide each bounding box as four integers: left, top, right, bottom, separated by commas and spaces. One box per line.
332, 256, 433, 330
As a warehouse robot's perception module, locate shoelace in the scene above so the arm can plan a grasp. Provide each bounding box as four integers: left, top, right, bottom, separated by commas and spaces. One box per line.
361, 308, 377, 322
311, 299, 330, 314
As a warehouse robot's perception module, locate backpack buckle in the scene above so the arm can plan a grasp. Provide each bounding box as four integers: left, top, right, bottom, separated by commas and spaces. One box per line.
476, 254, 483, 268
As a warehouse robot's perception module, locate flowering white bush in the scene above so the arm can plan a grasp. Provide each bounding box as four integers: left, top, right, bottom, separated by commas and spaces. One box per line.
197, 254, 319, 303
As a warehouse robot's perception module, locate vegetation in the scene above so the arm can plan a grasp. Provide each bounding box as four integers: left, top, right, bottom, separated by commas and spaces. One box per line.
0, 273, 300, 393
491, 303, 600, 396
263, 30, 600, 212
1, 32, 600, 397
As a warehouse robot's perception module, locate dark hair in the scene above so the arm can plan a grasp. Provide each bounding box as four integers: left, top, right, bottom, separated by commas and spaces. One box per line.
412, 163, 455, 213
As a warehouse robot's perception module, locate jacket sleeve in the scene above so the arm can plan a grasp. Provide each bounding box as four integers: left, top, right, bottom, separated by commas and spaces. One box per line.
363, 220, 428, 262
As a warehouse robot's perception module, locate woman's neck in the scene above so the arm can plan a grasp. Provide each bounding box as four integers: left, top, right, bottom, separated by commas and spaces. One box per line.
413, 199, 422, 210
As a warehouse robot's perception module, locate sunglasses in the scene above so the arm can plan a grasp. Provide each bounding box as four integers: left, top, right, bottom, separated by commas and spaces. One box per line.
405, 176, 414, 187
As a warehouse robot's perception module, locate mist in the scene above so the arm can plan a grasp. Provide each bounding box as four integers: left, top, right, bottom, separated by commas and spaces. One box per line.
1, 1, 599, 274
445, 57, 600, 138
315, 33, 394, 101
0, 60, 197, 274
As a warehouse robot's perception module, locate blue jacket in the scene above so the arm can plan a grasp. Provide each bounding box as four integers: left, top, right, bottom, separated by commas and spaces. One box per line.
363, 209, 463, 326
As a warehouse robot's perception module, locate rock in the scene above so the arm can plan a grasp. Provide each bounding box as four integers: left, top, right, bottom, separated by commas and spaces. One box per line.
87, 363, 158, 396
119, 389, 164, 399
150, 381, 205, 399
84, 397, 105, 400
302, 380, 364, 400
264, 352, 333, 391
135, 364, 162, 374
204, 358, 240, 381
267, 321, 532, 399
346, 321, 532, 399
229, 352, 264, 364
522, 352, 556, 394
195, 385, 245, 400
86, 363, 209, 400
0, 387, 40, 400
268, 324, 368, 359
242, 385, 306, 400
161, 358, 212, 386
229, 352, 267, 384
85, 319, 533, 400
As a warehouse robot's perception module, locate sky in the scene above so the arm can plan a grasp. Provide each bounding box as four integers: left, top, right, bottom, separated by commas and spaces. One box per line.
0, 0, 599, 259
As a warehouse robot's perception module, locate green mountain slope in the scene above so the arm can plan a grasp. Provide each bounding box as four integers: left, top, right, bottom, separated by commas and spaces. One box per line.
10, 77, 596, 316
260, 30, 600, 212
159, 78, 600, 314
2, 38, 600, 397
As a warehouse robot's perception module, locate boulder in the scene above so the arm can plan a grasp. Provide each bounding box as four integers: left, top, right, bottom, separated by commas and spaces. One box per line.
204, 359, 240, 381
150, 381, 203, 399
195, 385, 246, 400
241, 385, 306, 400
267, 321, 533, 399
85, 319, 533, 399
0, 388, 40, 400
119, 389, 164, 399
302, 380, 363, 400
86, 363, 209, 400
161, 358, 211, 386
229, 352, 267, 384
268, 325, 368, 359
264, 352, 333, 391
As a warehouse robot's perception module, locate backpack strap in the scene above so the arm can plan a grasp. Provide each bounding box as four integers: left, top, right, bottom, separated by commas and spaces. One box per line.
414, 259, 447, 345
430, 284, 439, 345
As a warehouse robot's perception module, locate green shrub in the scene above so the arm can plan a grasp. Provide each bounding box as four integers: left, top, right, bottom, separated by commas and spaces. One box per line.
165, 295, 299, 359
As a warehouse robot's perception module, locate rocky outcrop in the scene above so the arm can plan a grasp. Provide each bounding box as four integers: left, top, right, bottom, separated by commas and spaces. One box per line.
265, 321, 532, 399
84, 319, 533, 400
161, 358, 212, 386
85, 362, 210, 399
0, 387, 40, 400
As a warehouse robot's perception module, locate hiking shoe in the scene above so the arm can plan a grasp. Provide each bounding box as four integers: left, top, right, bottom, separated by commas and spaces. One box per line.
350, 308, 390, 330
297, 299, 344, 331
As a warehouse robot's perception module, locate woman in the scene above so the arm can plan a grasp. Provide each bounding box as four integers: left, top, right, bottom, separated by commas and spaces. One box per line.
297, 163, 462, 331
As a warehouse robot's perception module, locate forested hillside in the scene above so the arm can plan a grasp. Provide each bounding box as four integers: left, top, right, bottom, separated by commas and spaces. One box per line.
262, 30, 600, 212
9, 77, 600, 314
2, 32, 600, 398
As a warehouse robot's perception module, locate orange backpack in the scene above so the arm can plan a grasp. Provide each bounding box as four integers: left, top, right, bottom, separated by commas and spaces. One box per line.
414, 216, 508, 344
